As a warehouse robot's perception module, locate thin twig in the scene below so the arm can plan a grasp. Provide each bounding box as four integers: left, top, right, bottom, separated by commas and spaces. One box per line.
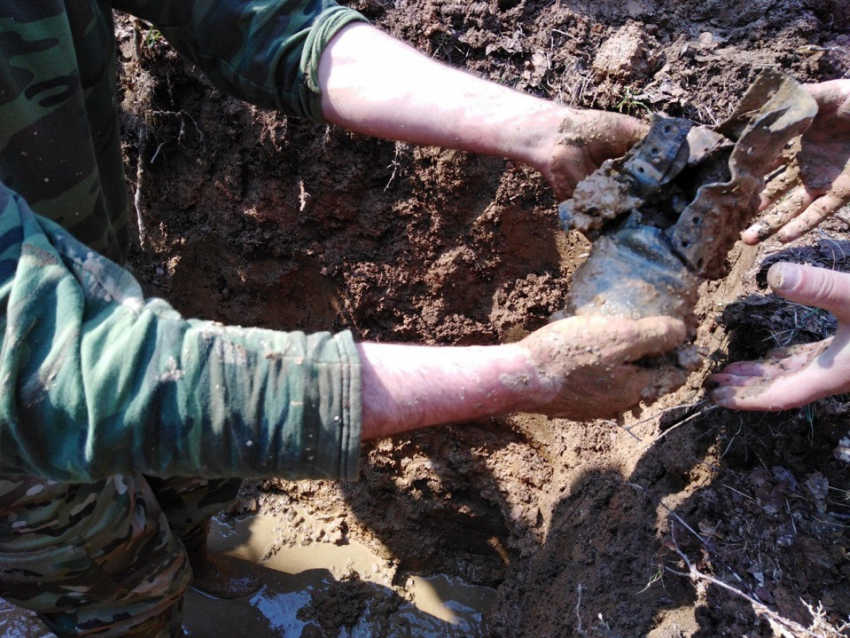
643, 403, 718, 448
134, 126, 149, 250
149, 142, 166, 165
604, 418, 642, 442
575, 583, 585, 635
666, 524, 850, 638
723, 484, 754, 501
626, 482, 712, 549
606, 397, 709, 442
628, 481, 751, 591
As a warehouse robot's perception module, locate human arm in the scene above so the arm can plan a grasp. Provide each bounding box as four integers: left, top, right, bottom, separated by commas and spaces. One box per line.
317, 23, 647, 199
0, 183, 685, 482
741, 79, 850, 245
116, 0, 646, 199
708, 262, 850, 410
358, 314, 686, 440
0, 185, 360, 483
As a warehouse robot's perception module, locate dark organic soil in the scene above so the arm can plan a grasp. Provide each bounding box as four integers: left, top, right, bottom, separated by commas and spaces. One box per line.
115, 1, 850, 636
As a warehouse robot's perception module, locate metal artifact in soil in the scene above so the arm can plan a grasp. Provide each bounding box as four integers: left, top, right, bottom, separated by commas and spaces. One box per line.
557, 70, 818, 398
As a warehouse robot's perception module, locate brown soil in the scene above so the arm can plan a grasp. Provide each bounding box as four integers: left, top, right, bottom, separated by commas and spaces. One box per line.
112, 1, 850, 636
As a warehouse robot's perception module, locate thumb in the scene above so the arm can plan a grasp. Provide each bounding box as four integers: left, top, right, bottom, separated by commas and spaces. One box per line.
767, 262, 850, 323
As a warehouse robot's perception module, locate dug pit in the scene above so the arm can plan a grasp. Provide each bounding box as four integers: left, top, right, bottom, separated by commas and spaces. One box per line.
5, 2, 849, 637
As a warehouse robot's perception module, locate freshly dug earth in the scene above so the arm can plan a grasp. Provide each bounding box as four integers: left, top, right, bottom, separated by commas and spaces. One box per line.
116, 1, 850, 636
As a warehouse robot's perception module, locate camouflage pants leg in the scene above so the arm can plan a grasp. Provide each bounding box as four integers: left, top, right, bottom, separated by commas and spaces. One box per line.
0, 474, 241, 638
144, 476, 243, 540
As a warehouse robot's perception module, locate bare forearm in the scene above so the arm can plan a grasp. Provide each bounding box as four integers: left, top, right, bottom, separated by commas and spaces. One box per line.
318, 23, 565, 172
317, 23, 646, 199
356, 314, 685, 439
356, 342, 547, 440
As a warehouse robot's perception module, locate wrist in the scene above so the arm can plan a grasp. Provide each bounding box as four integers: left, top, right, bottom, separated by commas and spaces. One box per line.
544, 109, 650, 199
530, 107, 588, 198
488, 342, 553, 414
499, 106, 576, 177
513, 336, 566, 414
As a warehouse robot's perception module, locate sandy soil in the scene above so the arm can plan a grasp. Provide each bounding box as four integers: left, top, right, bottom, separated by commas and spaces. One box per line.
102, 1, 850, 636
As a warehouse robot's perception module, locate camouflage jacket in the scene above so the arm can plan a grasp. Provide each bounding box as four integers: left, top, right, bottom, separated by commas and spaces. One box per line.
0, 1, 366, 482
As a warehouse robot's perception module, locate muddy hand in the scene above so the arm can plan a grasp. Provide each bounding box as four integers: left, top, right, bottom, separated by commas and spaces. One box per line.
518, 314, 686, 421
743, 80, 850, 245
544, 109, 648, 200
709, 262, 850, 410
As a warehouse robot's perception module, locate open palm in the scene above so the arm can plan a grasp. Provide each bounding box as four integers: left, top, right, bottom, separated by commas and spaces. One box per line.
709, 262, 850, 410
742, 80, 850, 245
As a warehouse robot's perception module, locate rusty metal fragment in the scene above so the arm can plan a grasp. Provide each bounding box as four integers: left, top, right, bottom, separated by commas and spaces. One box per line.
560, 70, 817, 325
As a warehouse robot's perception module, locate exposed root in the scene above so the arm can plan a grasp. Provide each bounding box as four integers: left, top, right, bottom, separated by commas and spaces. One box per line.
666, 526, 850, 638
134, 126, 149, 250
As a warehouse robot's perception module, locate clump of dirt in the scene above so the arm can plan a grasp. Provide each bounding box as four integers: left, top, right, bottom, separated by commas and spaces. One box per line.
592, 21, 661, 82
116, 1, 850, 636
296, 572, 402, 638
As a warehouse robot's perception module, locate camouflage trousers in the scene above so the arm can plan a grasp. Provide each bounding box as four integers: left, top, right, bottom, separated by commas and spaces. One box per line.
0, 473, 242, 637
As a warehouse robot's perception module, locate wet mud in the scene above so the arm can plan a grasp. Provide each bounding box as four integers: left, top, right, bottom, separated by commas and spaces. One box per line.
0, 511, 495, 637
186, 513, 496, 638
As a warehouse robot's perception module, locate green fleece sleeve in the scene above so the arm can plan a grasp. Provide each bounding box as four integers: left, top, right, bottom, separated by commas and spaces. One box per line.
113, 0, 368, 123
0, 184, 362, 483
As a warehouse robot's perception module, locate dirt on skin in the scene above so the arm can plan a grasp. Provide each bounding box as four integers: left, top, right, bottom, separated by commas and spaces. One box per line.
109, 1, 850, 636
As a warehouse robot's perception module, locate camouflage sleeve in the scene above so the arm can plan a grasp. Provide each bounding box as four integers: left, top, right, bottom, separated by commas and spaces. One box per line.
0, 184, 362, 483
113, 0, 368, 123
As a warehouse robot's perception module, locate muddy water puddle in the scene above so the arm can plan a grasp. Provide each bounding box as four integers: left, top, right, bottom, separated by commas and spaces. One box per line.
0, 511, 495, 637
185, 512, 496, 637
